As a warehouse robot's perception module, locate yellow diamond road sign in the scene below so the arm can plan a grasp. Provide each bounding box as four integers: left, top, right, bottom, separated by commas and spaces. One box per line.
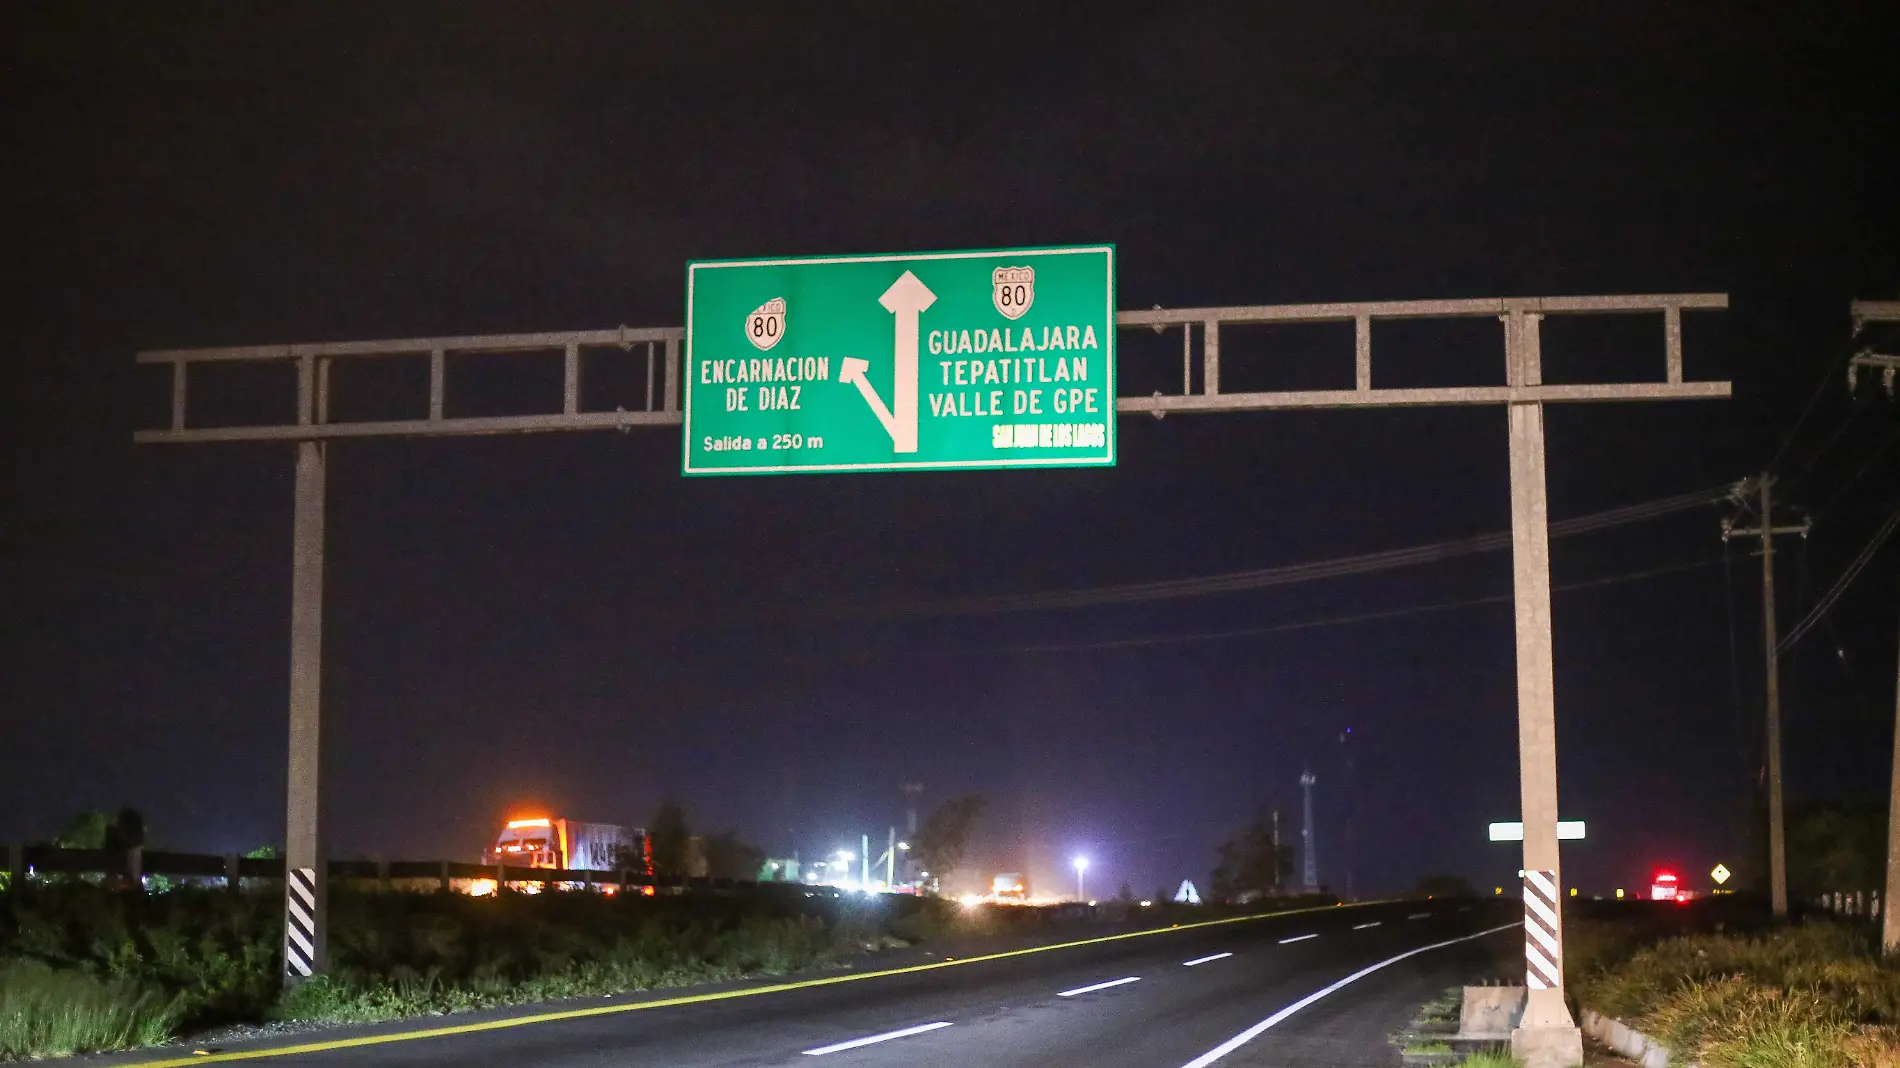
1711, 863, 1731, 885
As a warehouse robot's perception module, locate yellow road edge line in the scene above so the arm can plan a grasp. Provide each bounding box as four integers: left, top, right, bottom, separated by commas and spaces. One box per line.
119, 899, 1395, 1067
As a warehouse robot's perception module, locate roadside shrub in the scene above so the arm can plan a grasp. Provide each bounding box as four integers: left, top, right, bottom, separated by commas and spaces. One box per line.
1574, 920, 1900, 1067
0, 959, 178, 1059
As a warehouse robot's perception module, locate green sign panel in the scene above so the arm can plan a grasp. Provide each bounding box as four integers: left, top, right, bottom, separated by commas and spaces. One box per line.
683, 245, 1115, 475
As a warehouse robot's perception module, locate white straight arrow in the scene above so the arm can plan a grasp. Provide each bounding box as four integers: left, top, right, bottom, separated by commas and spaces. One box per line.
839, 271, 935, 454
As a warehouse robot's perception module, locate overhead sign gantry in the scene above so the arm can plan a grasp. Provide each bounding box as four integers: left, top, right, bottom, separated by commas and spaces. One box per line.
135, 248, 1728, 1068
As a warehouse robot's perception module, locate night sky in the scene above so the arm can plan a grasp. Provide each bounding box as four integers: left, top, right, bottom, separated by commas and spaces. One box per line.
4, 4, 1898, 901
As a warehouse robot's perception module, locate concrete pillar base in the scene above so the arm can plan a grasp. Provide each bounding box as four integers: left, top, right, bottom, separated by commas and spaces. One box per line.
1512, 1025, 1584, 1068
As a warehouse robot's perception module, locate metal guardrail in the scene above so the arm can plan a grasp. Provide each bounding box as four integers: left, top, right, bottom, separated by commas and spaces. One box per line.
2, 844, 786, 895
1810, 889, 1882, 921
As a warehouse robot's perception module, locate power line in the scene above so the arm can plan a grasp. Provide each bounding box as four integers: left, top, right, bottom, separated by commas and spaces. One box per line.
1780, 402, 1871, 496
1813, 424, 1900, 522
851, 485, 1733, 619
977, 557, 1723, 655
1765, 325, 1896, 481
1776, 504, 1900, 655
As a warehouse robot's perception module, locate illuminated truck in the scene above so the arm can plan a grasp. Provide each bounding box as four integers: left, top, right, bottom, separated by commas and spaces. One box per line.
991, 872, 1029, 902
484, 817, 650, 874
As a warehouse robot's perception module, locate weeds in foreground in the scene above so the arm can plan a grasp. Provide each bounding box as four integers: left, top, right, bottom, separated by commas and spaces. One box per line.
0, 959, 178, 1059
1451, 1054, 1519, 1068
1415, 986, 1461, 1024
1573, 921, 1900, 1067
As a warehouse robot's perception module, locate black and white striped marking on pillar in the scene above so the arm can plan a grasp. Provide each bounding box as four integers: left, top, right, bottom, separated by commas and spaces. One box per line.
1522, 869, 1561, 989
284, 866, 318, 978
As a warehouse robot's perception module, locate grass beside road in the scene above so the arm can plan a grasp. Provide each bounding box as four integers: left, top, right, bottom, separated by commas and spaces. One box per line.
0, 883, 1326, 1059
1570, 916, 1900, 1067
0, 961, 179, 1059
0, 883, 884, 1058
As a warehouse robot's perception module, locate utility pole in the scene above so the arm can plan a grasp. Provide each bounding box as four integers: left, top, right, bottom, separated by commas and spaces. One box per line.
1300, 767, 1318, 891
1340, 727, 1356, 901
901, 782, 922, 837
1888, 616, 1900, 955
1271, 808, 1280, 891
886, 827, 896, 889
1722, 474, 1810, 918
1846, 300, 1900, 952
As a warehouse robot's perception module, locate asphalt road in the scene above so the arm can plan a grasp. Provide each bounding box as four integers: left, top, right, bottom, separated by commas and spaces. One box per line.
112, 900, 1520, 1068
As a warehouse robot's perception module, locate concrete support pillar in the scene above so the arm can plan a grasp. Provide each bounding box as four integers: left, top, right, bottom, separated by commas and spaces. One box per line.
1503, 312, 1581, 1068
283, 430, 327, 982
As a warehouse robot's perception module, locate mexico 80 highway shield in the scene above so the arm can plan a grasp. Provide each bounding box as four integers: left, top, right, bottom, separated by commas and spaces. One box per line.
682, 245, 1116, 475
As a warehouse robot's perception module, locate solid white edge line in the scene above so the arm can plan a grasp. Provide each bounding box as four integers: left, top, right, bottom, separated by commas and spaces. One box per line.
1177, 923, 1521, 1068
1277, 933, 1318, 944
1351, 922, 1381, 930
1056, 976, 1142, 997
802, 1021, 954, 1056
1183, 952, 1233, 967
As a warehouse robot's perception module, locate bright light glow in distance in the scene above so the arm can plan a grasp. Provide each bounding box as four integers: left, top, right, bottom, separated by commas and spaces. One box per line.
506, 818, 551, 829
1072, 856, 1089, 872
1055, 976, 1139, 997
801, 1021, 953, 1056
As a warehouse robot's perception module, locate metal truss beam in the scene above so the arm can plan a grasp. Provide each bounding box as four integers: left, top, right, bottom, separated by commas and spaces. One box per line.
135, 294, 1729, 444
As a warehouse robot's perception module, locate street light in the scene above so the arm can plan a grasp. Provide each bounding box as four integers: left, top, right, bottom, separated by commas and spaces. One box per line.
1073, 856, 1090, 902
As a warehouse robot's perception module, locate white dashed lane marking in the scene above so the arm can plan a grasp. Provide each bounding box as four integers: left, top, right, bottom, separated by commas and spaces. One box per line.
803, 1022, 953, 1056
1056, 976, 1141, 997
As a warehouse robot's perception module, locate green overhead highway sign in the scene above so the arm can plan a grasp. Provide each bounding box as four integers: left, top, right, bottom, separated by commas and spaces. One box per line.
683, 245, 1115, 475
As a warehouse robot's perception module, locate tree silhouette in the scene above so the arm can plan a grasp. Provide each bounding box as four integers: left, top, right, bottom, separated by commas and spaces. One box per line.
910, 794, 986, 887
649, 798, 691, 879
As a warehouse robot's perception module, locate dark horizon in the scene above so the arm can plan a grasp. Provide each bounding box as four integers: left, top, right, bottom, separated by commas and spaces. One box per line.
4, 3, 1898, 902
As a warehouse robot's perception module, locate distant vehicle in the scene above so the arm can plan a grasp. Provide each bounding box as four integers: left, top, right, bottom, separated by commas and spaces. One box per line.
991, 872, 1028, 902
485, 817, 649, 874
1649, 871, 1680, 901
